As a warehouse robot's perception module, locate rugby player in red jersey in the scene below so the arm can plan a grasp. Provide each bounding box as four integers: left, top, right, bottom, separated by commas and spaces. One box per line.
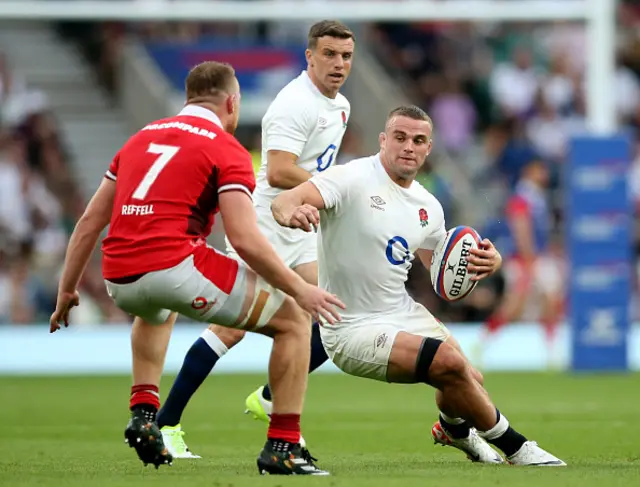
49, 61, 343, 476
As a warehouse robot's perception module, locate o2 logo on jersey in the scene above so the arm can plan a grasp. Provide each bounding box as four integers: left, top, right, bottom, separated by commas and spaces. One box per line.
316, 144, 337, 172
191, 297, 208, 309
385, 236, 411, 267
191, 296, 216, 316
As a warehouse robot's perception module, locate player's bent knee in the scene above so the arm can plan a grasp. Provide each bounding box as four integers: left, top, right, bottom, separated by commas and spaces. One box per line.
260, 296, 311, 340
208, 324, 246, 348
443, 334, 482, 384
422, 341, 468, 388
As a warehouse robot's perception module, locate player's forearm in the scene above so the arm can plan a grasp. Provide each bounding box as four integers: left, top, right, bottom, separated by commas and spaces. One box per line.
508, 218, 536, 260
57, 220, 102, 295
271, 190, 304, 227
513, 230, 536, 261
231, 233, 306, 298
416, 249, 433, 271
267, 165, 312, 190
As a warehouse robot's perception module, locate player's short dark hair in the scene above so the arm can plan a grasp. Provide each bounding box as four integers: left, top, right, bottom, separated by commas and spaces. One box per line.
185, 61, 236, 102
307, 20, 355, 50
386, 105, 433, 131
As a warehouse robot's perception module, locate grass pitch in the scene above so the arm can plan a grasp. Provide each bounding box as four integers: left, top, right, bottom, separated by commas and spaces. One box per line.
1, 373, 639, 486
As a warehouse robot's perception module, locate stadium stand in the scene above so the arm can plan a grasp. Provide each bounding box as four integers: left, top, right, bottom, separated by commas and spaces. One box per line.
0, 23, 128, 324
3, 1, 640, 325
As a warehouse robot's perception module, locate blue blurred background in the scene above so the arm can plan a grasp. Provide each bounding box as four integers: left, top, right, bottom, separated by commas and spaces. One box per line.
0, 0, 638, 372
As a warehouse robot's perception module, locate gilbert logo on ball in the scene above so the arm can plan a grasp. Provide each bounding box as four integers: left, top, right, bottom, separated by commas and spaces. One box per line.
430, 225, 481, 302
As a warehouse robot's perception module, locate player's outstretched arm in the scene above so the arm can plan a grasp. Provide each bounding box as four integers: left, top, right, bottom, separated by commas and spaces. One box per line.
220, 190, 344, 323
50, 178, 116, 332
271, 181, 326, 232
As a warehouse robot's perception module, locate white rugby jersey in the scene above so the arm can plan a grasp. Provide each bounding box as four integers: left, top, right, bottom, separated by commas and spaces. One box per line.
253, 70, 350, 209
310, 154, 447, 321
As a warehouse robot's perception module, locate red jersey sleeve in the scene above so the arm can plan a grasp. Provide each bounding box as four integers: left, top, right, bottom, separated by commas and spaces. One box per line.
105, 151, 120, 181
216, 137, 256, 197
506, 195, 530, 219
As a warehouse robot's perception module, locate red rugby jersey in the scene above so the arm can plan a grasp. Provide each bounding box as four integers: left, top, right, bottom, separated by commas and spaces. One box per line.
101, 105, 255, 279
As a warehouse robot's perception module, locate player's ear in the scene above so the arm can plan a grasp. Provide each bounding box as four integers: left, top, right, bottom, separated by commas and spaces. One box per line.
426, 138, 433, 156
226, 94, 234, 115
379, 132, 386, 147
305, 48, 313, 66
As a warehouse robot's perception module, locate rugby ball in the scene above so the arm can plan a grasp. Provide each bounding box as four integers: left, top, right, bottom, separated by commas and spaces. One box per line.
430, 226, 482, 302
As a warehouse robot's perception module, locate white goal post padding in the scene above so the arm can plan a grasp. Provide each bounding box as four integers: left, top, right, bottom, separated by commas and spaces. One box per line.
0, 0, 615, 134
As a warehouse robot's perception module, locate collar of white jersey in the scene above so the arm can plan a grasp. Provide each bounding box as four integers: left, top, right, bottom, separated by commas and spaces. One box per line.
300, 70, 336, 101
178, 105, 223, 128
375, 152, 416, 192
300, 70, 320, 95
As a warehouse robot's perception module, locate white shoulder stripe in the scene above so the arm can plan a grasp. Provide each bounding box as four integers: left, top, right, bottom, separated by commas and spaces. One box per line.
218, 184, 252, 198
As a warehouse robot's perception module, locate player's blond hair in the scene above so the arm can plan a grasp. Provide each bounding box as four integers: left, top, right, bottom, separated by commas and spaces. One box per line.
185, 61, 236, 103
307, 20, 355, 50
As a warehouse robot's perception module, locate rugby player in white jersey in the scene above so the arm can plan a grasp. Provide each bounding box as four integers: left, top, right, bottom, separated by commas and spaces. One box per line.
270, 105, 566, 466
156, 20, 354, 461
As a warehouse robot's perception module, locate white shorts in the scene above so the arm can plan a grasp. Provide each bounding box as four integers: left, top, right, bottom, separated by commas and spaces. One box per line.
225, 205, 317, 269
503, 255, 563, 298
320, 301, 450, 382
104, 244, 285, 329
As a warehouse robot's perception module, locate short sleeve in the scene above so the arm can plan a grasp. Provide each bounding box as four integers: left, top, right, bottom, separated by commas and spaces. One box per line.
105, 151, 120, 181
263, 97, 313, 157
217, 138, 257, 197
506, 195, 530, 218
309, 164, 360, 213
419, 200, 447, 250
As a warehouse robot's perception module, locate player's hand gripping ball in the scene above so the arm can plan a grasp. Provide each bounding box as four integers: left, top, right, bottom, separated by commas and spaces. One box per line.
430, 226, 482, 302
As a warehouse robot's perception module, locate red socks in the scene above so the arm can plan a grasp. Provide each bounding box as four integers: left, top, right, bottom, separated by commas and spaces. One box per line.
484, 313, 506, 335
542, 317, 559, 345
130, 384, 160, 410
268, 414, 301, 444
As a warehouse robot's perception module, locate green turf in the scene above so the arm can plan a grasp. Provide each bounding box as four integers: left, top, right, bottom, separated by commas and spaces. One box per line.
1, 373, 639, 486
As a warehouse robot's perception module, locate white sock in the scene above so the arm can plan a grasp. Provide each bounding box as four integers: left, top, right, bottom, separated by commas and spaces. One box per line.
477, 412, 509, 440
439, 412, 466, 425
200, 328, 229, 357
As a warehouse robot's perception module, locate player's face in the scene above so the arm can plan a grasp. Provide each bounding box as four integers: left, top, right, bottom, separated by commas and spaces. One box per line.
379, 116, 433, 182
306, 36, 354, 98
531, 161, 550, 187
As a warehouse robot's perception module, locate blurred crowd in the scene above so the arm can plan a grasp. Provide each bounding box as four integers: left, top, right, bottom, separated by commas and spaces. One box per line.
0, 53, 126, 324
372, 4, 640, 322
4, 1, 640, 325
